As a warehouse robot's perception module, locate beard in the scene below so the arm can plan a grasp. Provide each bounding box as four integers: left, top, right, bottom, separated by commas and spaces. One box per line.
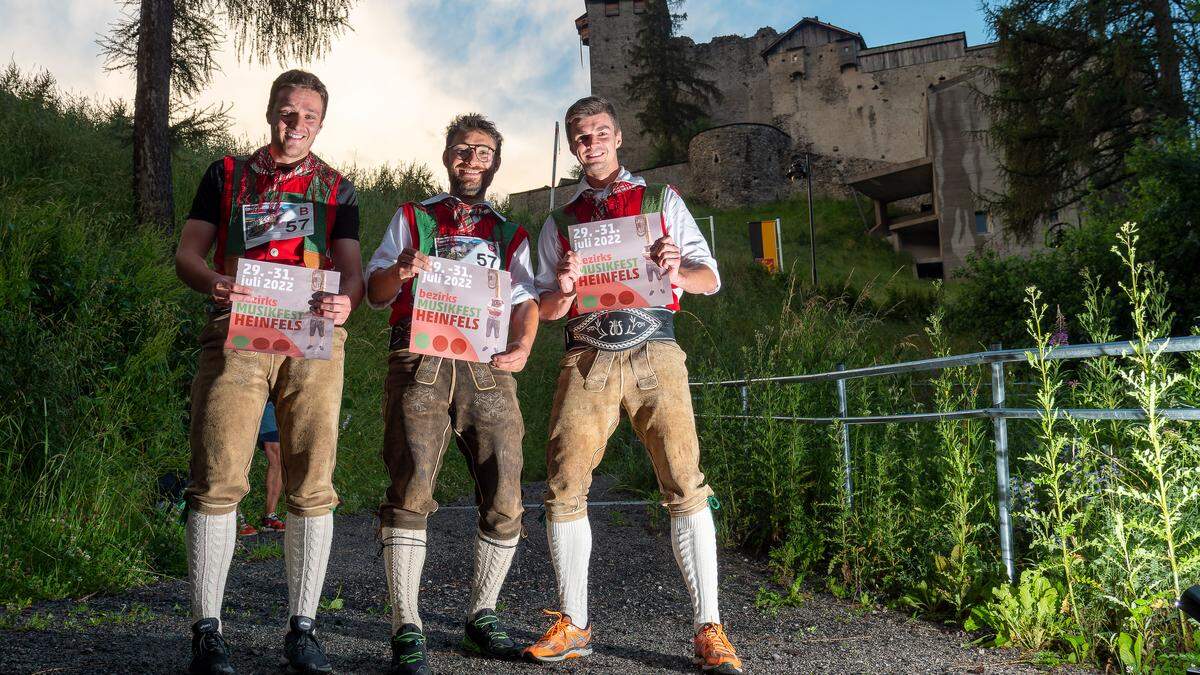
450, 168, 495, 199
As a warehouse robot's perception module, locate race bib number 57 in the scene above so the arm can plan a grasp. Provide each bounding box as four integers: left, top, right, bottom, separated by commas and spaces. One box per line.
242, 201, 316, 249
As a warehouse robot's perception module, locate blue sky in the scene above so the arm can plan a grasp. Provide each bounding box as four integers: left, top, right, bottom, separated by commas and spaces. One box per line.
3, 1, 993, 196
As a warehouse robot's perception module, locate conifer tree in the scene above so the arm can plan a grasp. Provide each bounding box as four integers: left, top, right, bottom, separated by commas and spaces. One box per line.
100, 0, 356, 233
626, 0, 722, 165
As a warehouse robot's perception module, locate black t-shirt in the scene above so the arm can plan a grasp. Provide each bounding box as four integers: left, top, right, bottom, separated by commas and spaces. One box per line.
186, 159, 360, 241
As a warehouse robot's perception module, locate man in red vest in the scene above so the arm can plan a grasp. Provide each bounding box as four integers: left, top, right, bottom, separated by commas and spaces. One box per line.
174, 69, 363, 675
364, 114, 539, 674
524, 96, 743, 674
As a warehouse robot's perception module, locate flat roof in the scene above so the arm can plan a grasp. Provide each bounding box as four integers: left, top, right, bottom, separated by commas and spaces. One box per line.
846, 158, 933, 202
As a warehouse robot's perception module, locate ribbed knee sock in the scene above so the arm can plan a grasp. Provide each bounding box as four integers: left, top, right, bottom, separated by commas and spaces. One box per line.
186, 510, 237, 627
547, 516, 591, 628
468, 531, 519, 616
671, 507, 721, 629
285, 513, 334, 619
382, 527, 426, 631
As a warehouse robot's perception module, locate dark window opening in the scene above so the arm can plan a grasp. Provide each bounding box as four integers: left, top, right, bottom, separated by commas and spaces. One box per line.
605, 2, 619, 17
916, 262, 944, 279
974, 210, 989, 234
633, 0, 646, 13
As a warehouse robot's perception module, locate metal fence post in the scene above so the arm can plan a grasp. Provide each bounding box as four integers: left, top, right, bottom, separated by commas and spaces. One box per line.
990, 348, 1015, 584
740, 385, 749, 417
837, 363, 852, 506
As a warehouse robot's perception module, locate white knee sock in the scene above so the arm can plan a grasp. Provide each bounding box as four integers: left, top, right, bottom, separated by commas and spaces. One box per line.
285, 513, 334, 619
671, 507, 721, 629
547, 516, 591, 628
186, 510, 237, 627
468, 531, 519, 617
382, 527, 426, 631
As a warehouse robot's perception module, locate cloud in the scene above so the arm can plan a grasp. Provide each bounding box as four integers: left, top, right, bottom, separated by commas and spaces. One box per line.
2, 0, 590, 198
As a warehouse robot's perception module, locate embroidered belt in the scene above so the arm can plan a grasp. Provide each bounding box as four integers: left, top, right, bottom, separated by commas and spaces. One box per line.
564, 307, 675, 352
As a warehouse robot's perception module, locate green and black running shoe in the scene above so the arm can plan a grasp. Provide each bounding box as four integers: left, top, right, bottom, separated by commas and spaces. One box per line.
389, 624, 432, 675
462, 608, 521, 659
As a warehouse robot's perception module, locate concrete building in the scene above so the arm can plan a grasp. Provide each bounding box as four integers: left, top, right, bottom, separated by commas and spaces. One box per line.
508, 1, 1055, 278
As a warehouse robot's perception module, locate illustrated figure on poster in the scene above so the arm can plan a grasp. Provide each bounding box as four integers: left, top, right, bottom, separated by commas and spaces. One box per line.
172, 69, 364, 675
363, 113, 539, 673
635, 213, 666, 296
307, 269, 327, 354
485, 269, 504, 344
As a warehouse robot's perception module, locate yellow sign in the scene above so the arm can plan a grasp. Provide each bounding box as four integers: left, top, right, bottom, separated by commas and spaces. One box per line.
748, 219, 782, 273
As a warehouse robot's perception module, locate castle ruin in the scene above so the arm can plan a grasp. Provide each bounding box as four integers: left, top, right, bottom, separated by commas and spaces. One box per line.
509, 1, 1060, 278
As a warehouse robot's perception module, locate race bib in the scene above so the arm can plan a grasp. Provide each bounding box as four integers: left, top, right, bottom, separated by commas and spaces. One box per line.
434, 236, 500, 270
242, 201, 316, 249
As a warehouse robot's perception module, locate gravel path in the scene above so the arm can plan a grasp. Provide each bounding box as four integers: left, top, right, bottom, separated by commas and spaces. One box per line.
0, 479, 1082, 674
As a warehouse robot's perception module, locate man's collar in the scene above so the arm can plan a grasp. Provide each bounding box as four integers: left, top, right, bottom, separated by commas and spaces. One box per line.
420, 192, 505, 219
565, 167, 643, 206
249, 145, 317, 176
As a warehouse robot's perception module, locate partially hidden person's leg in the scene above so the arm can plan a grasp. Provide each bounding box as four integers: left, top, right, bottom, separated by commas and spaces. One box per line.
452, 361, 525, 658
525, 348, 622, 663
261, 439, 284, 522
624, 340, 742, 674
378, 351, 454, 635
185, 316, 272, 631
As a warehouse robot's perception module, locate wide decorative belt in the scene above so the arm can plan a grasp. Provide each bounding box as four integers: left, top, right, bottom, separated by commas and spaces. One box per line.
564, 307, 675, 352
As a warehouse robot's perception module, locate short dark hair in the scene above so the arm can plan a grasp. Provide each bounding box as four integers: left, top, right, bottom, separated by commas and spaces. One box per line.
444, 113, 503, 156
268, 70, 329, 117
565, 96, 620, 133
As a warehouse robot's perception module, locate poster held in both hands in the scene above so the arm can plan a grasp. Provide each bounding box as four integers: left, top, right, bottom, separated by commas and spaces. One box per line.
408, 256, 511, 363
568, 212, 671, 314
225, 258, 339, 360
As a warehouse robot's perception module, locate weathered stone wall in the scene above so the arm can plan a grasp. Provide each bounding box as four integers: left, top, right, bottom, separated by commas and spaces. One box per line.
585, 0, 654, 170
689, 29, 778, 129
687, 124, 791, 209
504, 162, 691, 227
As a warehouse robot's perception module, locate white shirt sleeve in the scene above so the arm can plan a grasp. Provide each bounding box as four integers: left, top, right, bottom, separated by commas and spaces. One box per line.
534, 214, 565, 297
507, 235, 537, 306
663, 188, 721, 295
364, 206, 413, 309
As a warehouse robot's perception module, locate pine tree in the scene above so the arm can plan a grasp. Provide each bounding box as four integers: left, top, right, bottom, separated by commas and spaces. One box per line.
626, 0, 722, 165
99, 0, 356, 233
983, 0, 1197, 238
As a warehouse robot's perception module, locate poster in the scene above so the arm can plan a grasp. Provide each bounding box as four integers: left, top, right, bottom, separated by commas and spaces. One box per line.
568, 212, 671, 314
408, 256, 511, 363
225, 259, 339, 360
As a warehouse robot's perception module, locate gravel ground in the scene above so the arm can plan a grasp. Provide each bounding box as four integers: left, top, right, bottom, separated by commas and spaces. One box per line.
0, 479, 1089, 674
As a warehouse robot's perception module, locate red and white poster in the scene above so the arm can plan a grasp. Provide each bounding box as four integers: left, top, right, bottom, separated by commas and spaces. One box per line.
225, 259, 339, 360
568, 212, 671, 314
408, 256, 511, 363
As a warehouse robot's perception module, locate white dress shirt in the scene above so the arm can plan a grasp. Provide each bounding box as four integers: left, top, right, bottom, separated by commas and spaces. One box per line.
365, 194, 538, 309
534, 167, 720, 298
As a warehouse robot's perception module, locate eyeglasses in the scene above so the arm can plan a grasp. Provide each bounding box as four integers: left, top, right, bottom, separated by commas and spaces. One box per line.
447, 143, 496, 164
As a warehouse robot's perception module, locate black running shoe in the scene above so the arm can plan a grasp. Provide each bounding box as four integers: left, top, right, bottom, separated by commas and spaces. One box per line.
389, 623, 432, 675
189, 617, 236, 675
283, 615, 333, 674
463, 608, 521, 659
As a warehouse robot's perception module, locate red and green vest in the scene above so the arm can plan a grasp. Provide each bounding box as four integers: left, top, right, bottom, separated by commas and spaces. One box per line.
387, 199, 528, 327
547, 182, 680, 317
212, 151, 344, 275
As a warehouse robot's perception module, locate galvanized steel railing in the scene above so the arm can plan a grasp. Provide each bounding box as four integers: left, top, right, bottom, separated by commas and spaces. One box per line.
689, 335, 1200, 583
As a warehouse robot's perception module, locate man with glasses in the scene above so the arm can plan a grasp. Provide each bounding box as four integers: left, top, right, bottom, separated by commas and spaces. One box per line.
365, 114, 538, 674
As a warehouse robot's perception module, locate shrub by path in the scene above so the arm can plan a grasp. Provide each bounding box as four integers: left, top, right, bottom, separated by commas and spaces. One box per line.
0, 479, 1082, 674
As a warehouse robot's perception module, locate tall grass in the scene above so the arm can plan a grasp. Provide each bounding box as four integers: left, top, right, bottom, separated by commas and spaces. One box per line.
692, 222, 1200, 669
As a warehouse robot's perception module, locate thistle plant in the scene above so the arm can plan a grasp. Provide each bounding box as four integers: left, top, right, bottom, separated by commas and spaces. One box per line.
1109, 223, 1199, 651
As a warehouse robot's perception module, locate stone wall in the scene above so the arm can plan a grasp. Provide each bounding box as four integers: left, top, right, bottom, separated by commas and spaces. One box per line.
687, 124, 791, 209
504, 162, 691, 226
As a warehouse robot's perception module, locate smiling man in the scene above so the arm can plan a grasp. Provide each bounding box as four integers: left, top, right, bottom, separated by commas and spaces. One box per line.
365, 114, 538, 675
525, 96, 743, 674
174, 70, 363, 675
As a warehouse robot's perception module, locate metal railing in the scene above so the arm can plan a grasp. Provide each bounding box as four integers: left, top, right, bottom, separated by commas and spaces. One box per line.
690, 335, 1200, 583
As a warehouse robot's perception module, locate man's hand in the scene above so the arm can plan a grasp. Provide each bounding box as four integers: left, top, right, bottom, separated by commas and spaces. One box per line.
491, 341, 532, 372
649, 235, 683, 284
310, 292, 353, 326
556, 250, 581, 295
393, 247, 432, 281
211, 275, 251, 306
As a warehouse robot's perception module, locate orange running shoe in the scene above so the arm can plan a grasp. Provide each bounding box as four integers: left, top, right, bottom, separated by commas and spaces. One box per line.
693, 623, 743, 674
523, 610, 592, 663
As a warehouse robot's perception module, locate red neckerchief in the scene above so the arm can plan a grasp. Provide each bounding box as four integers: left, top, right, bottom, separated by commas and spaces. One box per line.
439, 195, 494, 233
243, 145, 320, 213
579, 180, 638, 220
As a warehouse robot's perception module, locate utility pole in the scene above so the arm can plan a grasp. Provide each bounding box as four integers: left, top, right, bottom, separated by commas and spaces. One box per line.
798, 153, 817, 287
549, 122, 560, 211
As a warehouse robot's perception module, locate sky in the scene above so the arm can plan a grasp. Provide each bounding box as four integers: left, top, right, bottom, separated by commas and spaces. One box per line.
1, 1, 992, 197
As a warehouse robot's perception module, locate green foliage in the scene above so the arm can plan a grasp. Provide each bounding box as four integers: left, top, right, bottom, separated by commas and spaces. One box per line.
626, 0, 721, 164
965, 569, 1082, 655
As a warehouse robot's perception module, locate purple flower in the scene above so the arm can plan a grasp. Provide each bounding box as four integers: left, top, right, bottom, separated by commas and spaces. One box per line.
1050, 307, 1070, 347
